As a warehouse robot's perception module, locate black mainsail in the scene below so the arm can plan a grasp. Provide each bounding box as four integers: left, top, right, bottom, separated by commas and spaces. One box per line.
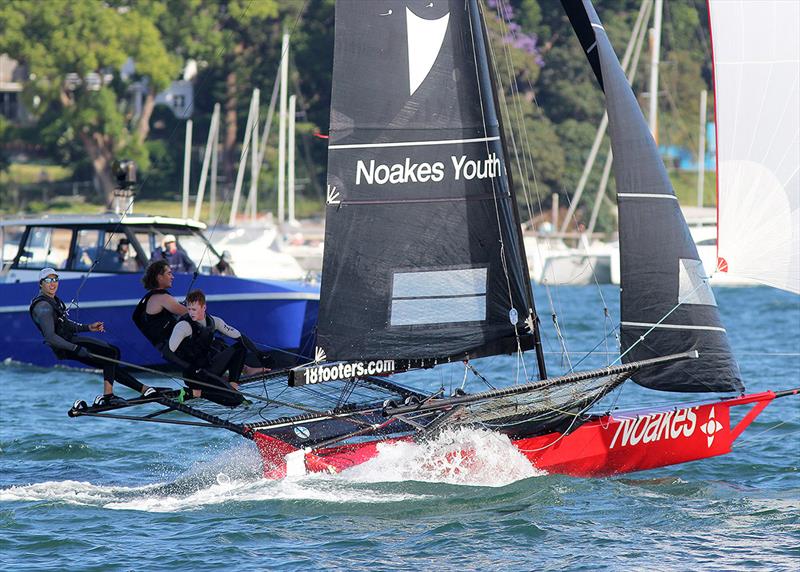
317, 0, 540, 367
562, 0, 742, 393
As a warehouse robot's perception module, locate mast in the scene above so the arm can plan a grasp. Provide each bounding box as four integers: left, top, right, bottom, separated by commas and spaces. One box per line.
647, 0, 662, 139
181, 119, 192, 219
194, 102, 220, 221
696, 89, 707, 209
278, 30, 289, 225
288, 94, 296, 225
470, 0, 546, 379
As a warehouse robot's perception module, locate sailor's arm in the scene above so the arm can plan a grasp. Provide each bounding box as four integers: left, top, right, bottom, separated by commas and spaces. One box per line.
63, 316, 91, 336
32, 303, 79, 352
212, 315, 241, 339
163, 321, 193, 369
212, 315, 261, 354
151, 293, 188, 316
168, 321, 192, 353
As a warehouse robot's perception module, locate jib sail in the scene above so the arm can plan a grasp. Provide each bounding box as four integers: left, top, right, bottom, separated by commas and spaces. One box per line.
316, 0, 538, 365
562, 0, 743, 393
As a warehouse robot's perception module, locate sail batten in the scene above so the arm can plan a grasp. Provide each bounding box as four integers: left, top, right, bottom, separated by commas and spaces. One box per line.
317, 0, 534, 364
564, 0, 743, 393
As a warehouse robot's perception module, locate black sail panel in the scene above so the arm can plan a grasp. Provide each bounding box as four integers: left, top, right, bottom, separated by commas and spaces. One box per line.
565, 0, 743, 393
317, 0, 533, 362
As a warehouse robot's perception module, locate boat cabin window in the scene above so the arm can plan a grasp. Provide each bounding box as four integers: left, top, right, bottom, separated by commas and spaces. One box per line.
1, 225, 25, 266
149, 229, 221, 274
72, 229, 101, 270
134, 231, 152, 258
71, 229, 143, 273
16, 226, 73, 270
173, 232, 216, 271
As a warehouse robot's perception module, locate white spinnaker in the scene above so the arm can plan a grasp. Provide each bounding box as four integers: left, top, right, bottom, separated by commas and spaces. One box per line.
709, 0, 800, 294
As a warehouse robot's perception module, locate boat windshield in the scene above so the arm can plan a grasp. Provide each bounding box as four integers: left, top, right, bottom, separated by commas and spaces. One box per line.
1, 225, 25, 266
149, 228, 226, 276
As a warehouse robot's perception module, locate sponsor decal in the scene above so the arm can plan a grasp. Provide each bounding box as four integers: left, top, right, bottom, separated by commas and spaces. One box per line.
355, 153, 502, 186
293, 426, 311, 440
326, 185, 341, 205
699, 407, 723, 447
302, 359, 396, 385
609, 406, 699, 449
405, 7, 450, 95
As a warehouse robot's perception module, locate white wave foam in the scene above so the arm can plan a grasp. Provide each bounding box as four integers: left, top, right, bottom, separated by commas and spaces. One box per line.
0, 480, 158, 505
0, 429, 542, 512
339, 427, 544, 486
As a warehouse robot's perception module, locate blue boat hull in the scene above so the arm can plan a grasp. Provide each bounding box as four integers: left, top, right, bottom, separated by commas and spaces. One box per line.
0, 274, 319, 368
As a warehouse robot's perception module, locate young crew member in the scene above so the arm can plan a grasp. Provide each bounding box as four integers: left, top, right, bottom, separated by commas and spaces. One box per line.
132, 260, 188, 351
165, 290, 267, 407
30, 268, 154, 405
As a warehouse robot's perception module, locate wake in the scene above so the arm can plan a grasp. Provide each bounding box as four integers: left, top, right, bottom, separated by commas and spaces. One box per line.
0, 428, 542, 512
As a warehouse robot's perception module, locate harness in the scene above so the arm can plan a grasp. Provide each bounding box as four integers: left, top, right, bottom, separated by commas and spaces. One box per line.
132, 289, 177, 347
174, 314, 218, 367
29, 294, 70, 339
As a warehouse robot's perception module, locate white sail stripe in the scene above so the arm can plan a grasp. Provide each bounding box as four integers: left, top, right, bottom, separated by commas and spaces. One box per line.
0, 291, 320, 314
621, 321, 727, 333
617, 193, 679, 200
328, 136, 500, 150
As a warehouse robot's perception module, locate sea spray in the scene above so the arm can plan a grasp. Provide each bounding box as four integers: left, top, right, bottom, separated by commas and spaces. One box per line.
341, 427, 544, 486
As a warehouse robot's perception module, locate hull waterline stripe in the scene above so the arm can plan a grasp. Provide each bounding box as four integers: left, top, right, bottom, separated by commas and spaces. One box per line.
617, 193, 679, 200
328, 136, 500, 150
621, 321, 726, 333
0, 291, 319, 313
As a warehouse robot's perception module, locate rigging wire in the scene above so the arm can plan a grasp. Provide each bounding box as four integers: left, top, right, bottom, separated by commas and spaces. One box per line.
467, 1, 533, 386
490, 0, 666, 373
488, 0, 587, 375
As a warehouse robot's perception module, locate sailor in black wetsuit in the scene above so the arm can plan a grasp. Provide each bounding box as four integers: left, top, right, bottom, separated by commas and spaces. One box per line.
165, 289, 266, 407
30, 268, 154, 406
132, 260, 188, 351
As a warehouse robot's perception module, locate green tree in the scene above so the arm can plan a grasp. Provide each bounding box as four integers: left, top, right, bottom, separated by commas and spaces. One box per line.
0, 0, 179, 203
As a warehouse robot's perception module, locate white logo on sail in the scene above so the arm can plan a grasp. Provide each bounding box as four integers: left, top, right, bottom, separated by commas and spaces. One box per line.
326, 184, 340, 205
406, 7, 450, 95
314, 346, 327, 363
699, 407, 723, 447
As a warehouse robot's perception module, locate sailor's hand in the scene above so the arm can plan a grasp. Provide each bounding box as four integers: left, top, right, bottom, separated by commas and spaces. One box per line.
76, 346, 91, 359
88, 321, 105, 332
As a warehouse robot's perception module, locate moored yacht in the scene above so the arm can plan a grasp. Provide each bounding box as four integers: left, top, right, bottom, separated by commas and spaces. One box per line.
0, 213, 319, 367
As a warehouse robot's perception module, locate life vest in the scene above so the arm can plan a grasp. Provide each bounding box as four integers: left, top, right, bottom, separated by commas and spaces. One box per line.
132, 289, 177, 347
29, 294, 70, 339
174, 314, 218, 367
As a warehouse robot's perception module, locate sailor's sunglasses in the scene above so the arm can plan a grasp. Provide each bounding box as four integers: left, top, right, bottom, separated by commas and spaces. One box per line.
41, 277, 59, 284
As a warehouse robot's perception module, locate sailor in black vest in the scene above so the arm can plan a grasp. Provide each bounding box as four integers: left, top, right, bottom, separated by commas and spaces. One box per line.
133, 260, 189, 351
30, 268, 155, 406
165, 289, 267, 407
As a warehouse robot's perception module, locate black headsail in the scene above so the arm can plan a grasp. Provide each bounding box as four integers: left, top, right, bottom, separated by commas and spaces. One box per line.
316, 0, 541, 369
561, 0, 742, 392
